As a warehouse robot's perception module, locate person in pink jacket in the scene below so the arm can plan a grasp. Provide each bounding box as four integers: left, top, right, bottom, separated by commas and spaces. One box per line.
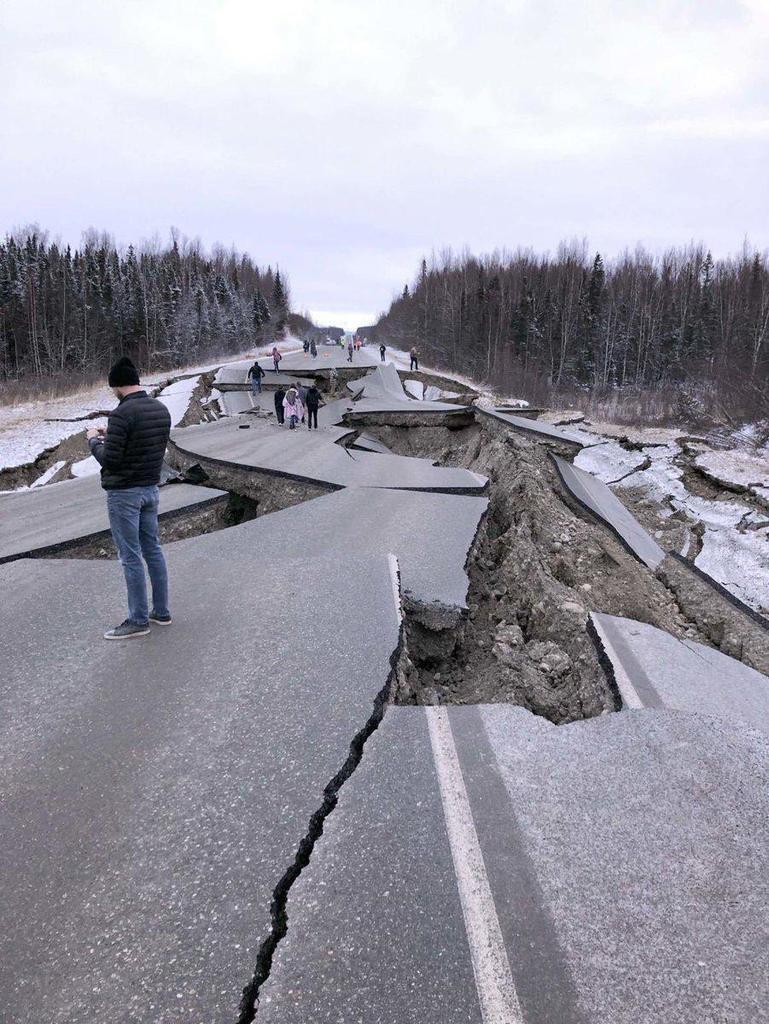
272, 346, 282, 372
283, 387, 304, 430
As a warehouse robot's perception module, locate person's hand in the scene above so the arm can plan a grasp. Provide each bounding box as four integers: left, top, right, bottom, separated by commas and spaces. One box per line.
86, 427, 102, 441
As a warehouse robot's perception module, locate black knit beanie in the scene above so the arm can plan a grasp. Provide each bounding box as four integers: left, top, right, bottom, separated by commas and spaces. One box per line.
108, 356, 140, 387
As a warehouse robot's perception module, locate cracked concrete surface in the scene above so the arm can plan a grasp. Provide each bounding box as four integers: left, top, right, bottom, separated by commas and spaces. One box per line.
5, 356, 769, 1023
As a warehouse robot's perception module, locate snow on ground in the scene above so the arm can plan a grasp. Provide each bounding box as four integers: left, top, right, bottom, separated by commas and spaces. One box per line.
694, 449, 769, 496
574, 441, 648, 483
581, 429, 769, 612
613, 443, 686, 510
0, 346, 261, 470
696, 527, 769, 614
157, 375, 201, 427
70, 455, 101, 478
0, 387, 114, 469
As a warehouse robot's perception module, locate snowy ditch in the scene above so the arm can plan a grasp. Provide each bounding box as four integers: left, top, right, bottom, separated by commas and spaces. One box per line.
574, 429, 769, 616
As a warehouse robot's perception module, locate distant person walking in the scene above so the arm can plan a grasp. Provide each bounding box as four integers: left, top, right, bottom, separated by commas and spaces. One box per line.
347, 338, 354, 363
410, 347, 419, 371
247, 359, 264, 395
274, 386, 286, 425
283, 387, 304, 430
379, 343, 386, 362
272, 346, 282, 373
305, 384, 323, 429
303, 338, 310, 353
85, 357, 172, 640
309, 339, 318, 358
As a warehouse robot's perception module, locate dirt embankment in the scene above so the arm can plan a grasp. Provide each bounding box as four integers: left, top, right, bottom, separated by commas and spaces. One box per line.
369, 420, 745, 724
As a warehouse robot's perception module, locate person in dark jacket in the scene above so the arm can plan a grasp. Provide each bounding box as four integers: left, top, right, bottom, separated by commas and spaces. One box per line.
379, 343, 386, 362
247, 360, 264, 394
305, 384, 324, 429
274, 386, 286, 424
86, 357, 172, 640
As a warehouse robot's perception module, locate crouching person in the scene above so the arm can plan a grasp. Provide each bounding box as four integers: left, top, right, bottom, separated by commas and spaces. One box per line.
86, 357, 173, 640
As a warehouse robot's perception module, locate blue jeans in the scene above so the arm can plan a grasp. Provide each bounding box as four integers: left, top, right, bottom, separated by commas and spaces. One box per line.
107, 486, 170, 625
251, 378, 262, 394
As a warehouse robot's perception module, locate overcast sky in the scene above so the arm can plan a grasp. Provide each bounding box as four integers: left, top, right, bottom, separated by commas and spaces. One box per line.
2, 0, 768, 330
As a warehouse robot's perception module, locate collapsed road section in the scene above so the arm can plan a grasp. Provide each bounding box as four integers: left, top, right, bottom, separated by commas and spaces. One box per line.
3, 353, 769, 1024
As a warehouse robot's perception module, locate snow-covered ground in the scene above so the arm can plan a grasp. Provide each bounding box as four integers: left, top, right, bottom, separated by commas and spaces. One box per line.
157, 375, 201, 427
573, 441, 648, 484
70, 454, 101, 478
694, 449, 769, 501
577, 425, 769, 613
0, 387, 114, 470
0, 344, 286, 471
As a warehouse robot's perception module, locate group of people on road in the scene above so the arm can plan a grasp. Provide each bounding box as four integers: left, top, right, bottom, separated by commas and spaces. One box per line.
272, 382, 324, 430
372, 341, 418, 368
247, 356, 324, 429
302, 338, 319, 357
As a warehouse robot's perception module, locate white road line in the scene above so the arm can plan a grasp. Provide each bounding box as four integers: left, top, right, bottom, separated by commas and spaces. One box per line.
387, 552, 403, 623
590, 615, 645, 709
425, 706, 525, 1024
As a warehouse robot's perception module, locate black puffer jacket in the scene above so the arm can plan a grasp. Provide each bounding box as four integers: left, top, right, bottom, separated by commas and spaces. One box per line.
90, 391, 171, 490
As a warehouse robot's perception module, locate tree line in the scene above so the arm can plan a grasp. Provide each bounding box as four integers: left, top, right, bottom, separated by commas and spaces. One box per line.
371, 242, 769, 417
0, 227, 292, 381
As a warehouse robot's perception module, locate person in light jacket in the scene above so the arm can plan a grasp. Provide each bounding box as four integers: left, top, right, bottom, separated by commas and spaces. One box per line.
283, 387, 304, 430
272, 346, 282, 372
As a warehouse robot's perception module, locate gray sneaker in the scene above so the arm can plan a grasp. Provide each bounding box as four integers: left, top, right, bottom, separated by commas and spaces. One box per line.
149, 613, 172, 626
103, 619, 151, 640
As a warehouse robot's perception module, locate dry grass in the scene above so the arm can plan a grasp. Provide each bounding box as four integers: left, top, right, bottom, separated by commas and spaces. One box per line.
0, 372, 106, 408
562, 387, 704, 427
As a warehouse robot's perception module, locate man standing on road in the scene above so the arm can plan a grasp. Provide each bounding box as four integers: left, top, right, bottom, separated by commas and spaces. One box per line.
272, 346, 282, 372
305, 384, 323, 429
410, 347, 419, 371
379, 343, 386, 362
86, 357, 172, 640
247, 359, 264, 395
347, 337, 354, 363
